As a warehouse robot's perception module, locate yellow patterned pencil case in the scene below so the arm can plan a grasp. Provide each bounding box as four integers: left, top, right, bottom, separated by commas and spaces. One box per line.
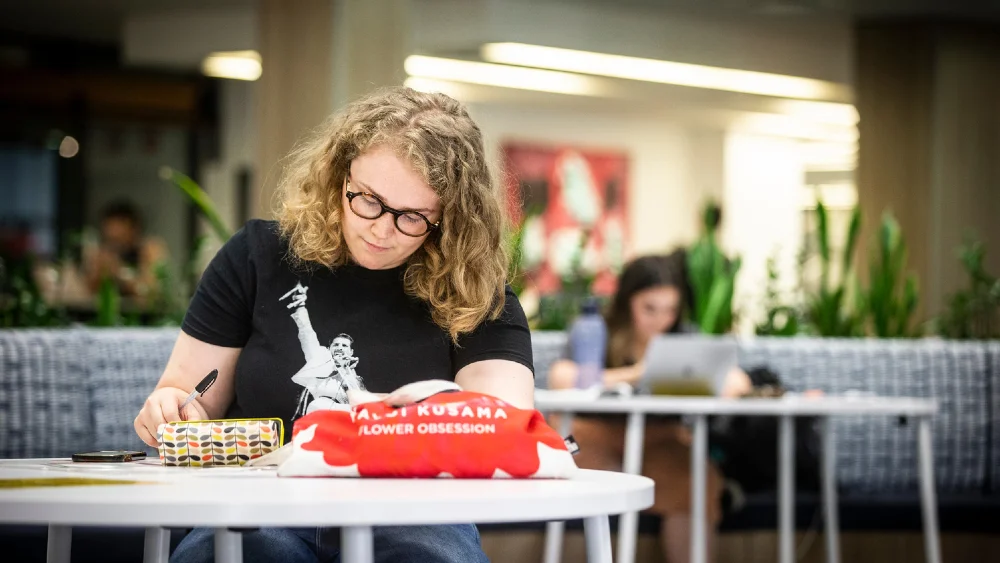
157, 419, 284, 467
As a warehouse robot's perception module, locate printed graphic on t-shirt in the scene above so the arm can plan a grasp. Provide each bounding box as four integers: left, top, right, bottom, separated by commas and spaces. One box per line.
280, 282, 365, 418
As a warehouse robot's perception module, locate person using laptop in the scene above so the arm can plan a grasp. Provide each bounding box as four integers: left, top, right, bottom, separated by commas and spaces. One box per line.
548, 253, 750, 563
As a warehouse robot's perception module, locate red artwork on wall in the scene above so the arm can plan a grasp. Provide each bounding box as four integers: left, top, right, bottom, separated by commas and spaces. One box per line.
502, 142, 629, 296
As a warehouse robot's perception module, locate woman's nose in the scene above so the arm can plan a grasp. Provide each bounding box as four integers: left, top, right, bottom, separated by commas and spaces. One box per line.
371, 213, 395, 240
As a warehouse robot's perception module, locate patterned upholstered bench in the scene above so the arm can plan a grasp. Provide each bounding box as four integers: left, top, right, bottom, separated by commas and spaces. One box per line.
2, 328, 998, 494
0, 327, 179, 459
1, 328, 998, 562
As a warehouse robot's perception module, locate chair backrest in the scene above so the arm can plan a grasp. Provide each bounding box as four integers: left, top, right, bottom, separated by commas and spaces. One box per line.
738, 337, 991, 493
530, 331, 568, 390
2, 328, 996, 495
0, 329, 92, 458
82, 327, 180, 454
989, 341, 1000, 493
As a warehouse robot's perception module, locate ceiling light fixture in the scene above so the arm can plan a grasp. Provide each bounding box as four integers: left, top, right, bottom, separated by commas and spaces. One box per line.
202, 50, 262, 81
774, 99, 859, 126
404, 55, 603, 96
733, 112, 859, 143
403, 77, 472, 98
480, 42, 849, 102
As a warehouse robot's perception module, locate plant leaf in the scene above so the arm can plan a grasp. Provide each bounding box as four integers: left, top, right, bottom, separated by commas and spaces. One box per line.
815, 199, 830, 290
842, 205, 861, 278
164, 168, 233, 243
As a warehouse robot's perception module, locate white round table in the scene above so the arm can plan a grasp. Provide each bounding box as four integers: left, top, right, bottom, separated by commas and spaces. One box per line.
0, 459, 653, 563
534, 392, 940, 563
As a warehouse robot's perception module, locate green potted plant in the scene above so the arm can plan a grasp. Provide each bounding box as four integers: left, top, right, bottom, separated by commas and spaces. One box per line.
0, 252, 68, 328
802, 199, 865, 337
686, 202, 741, 334
935, 239, 999, 339
755, 253, 802, 336
534, 229, 599, 331
864, 211, 919, 338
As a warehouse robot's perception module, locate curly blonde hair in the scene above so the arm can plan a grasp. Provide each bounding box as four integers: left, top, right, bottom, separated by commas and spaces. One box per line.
276, 87, 509, 342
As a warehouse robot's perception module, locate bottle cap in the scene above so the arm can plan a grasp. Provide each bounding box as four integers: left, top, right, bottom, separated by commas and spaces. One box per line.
580, 296, 601, 315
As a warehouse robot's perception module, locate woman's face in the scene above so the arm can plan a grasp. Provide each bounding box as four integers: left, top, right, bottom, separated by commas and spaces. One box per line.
629, 285, 682, 340
341, 145, 441, 270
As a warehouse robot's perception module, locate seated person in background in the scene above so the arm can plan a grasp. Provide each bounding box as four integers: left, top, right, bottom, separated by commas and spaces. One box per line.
548, 253, 751, 563
85, 200, 167, 300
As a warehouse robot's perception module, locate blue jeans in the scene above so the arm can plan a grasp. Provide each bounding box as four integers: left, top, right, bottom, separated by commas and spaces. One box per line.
170, 524, 489, 563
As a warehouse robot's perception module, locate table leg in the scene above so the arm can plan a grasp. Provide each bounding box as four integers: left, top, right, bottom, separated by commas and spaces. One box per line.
779, 415, 795, 563
46, 525, 71, 563
584, 515, 612, 563
616, 411, 646, 563
543, 412, 576, 563
918, 416, 942, 563
342, 526, 374, 563
544, 521, 565, 563
690, 414, 708, 563
144, 527, 170, 563
821, 418, 840, 563
214, 528, 242, 563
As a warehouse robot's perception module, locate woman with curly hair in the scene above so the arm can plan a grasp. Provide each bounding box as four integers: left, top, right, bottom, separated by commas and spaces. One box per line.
134, 87, 533, 563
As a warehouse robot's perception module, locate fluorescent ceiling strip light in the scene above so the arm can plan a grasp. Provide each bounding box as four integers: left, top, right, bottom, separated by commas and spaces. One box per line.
481, 42, 849, 101
404, 55, 602, 96
202, 50, 262, 81
734, 112, 858, 143
775, 99, 859, 126
403, 77, 471, 98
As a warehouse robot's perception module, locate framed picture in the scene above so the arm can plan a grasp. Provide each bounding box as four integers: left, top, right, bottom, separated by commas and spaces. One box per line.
502, 142, 629, 296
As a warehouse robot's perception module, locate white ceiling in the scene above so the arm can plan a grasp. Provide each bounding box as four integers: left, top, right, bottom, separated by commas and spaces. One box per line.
576, 0, 1000, 18
1, 0, 997, 45
0, 0, 987, 150
414, 0, 853, 84
0, 0, 256, 43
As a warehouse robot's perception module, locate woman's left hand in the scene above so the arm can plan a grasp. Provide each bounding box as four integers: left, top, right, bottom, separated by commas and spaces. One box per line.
722, 367, 754, 398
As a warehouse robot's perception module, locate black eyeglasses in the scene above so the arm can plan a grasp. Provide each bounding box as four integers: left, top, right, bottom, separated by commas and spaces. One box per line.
345, 179, 440, 237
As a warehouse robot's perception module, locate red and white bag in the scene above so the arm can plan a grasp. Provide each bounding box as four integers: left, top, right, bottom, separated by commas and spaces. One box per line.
275, 382, 577, 479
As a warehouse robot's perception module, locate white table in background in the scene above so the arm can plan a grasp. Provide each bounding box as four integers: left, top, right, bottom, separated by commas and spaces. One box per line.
0, 459, 653, 563
534, 393, 940, 563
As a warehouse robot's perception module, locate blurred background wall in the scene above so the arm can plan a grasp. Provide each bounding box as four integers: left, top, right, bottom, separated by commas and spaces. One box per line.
1, 0, 997, 331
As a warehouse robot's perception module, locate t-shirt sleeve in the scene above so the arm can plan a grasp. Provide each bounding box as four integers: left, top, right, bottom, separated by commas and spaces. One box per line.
181, 225, 257, 348
451, 285, 534, 377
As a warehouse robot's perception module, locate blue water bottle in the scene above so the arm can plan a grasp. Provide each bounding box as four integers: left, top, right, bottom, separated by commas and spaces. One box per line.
569, 297, 607, 390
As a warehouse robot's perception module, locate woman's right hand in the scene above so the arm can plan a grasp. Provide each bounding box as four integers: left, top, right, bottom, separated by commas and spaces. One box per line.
134, 387, 210, 447
547, 360, 580, 389
548, 360, 646, 390
602, 362, 645, 387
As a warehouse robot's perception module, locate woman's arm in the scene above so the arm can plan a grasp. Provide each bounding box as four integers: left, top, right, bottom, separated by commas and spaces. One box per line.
602, 363, 645, 386
546, 359, 643, 389
550, 359, 751, 397
134, 331, 240, 446
455, 359, 535, 409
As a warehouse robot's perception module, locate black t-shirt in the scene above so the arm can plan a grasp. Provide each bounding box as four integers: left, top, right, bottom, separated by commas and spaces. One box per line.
182, 220, 533, 439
